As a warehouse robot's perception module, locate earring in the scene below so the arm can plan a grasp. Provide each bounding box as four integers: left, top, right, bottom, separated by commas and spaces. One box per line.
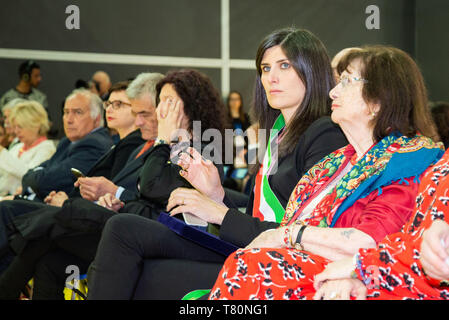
371, 112, 376, 117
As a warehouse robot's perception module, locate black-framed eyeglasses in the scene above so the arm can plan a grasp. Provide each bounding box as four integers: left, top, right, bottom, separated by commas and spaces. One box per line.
103, 100, 132, 110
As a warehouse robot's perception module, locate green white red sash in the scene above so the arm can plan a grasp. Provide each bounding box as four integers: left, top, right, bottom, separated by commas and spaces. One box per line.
252, 114, 286, 223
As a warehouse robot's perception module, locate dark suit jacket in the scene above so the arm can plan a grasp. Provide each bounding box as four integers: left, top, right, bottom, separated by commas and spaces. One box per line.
20, 127, 113, 201
8, 141, 155, 251
86, 129, 144, 179
110, 142, 153, 202
68, 130, 144, 199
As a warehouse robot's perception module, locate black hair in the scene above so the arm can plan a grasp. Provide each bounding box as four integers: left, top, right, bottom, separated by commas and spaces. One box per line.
252, 27, 335, 158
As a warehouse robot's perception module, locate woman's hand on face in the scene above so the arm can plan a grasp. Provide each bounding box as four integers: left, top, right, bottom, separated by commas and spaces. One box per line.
156, 98, 187, 142
313, 257, 355, 290
313, 279, 367, 300
420, 219, 449, 281
177, 147, 225, 203
167, 187, 228, 225
244, 228, 285, 250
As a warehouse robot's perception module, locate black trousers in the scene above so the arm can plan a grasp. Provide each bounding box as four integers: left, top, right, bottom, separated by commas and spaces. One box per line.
0, 199, 47, 273
87, 214, 227, 300
0, 233, 99, 300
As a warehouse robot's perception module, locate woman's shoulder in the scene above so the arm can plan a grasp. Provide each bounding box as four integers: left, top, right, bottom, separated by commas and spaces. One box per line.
306, 116, 339, 132
290, 116, 347, 159
0, 142, 21, 158
116, 130, 145, 147
35, 139, 56, 151
300, 116, 345, 142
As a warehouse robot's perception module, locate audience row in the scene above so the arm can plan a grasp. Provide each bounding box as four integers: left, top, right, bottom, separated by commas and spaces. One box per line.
0, 26, 447, 300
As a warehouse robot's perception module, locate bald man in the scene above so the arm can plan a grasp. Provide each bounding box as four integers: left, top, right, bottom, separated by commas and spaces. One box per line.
92, 71, 112, 100
331, 47, 362, 82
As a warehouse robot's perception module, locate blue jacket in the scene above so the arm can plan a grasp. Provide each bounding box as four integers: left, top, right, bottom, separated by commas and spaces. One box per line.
21, 127, 113, 201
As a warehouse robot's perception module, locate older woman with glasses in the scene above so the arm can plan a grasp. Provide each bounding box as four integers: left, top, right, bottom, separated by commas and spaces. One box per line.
208, 45, 444, 300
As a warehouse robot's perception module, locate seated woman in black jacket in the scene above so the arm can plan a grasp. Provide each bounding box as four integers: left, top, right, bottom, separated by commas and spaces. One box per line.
86, 27, 348, 299
0, 70, 228, 299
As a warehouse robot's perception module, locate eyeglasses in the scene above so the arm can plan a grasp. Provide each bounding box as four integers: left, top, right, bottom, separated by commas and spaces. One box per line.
338, 75, 368, 88
103, 100, 132, 110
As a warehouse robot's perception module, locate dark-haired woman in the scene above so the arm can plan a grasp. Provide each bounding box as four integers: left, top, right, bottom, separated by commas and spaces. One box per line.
223, 90, 251, 191
209, 45, 444, 300
86, 28, 348, 299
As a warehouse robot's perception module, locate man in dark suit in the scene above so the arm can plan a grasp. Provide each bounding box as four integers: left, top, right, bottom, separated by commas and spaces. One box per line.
0, 88, 113, 262
0, 73, 165, 289
20, 88, 113, 200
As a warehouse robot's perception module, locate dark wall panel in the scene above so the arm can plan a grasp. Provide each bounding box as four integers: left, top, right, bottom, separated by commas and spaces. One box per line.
230, 0, 415, 60
0, 0, 221, 58
415, 0, 449, 102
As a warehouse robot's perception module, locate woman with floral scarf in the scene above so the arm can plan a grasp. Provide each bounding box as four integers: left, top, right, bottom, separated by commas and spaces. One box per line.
208, 46, 444, 300
311, 149, 449, 300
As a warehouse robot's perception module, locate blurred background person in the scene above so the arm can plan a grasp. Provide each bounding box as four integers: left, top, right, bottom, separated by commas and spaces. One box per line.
223, 90, 251, 192
0, 118, 9, 148
0, 101, 55, 198
91, 71, 112, 101
431, 101, 449, 149
0, 61, 48, 111
2, 98, 28, 150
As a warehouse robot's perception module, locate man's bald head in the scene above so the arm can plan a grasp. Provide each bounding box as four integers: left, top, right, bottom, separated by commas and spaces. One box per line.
331, 47, 362, 81
92, 71, 112, 97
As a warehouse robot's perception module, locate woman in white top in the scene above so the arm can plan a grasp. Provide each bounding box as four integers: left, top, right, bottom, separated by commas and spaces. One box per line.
0, 100, 55, 196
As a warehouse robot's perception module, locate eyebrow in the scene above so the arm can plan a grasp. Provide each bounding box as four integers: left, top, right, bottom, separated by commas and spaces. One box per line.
260, 58, 289, 65
63, 108, 83, 112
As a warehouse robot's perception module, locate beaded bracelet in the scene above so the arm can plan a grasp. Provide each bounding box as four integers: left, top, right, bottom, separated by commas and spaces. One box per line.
352, 253, 373, 286
283, 227, 291, 247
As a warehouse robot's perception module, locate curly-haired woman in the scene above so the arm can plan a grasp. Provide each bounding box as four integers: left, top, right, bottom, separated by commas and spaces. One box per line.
0, 70, 229, 299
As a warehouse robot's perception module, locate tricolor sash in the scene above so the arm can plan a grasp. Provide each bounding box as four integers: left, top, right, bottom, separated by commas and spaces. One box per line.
252, 115, 286, 223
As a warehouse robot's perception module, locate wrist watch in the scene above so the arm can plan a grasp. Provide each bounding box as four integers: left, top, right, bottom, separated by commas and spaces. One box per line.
154, 138, 168, 146
294, 224, 307, 250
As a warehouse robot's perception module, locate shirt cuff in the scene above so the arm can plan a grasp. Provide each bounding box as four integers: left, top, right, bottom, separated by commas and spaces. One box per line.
115, 186, 125, 200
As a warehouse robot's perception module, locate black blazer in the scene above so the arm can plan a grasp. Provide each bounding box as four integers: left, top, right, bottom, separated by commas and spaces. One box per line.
68, 130, 145, 199
137, 142, 224, 211
8, 141, 155, 249
21, 127, 113, 201
112, 142, 154, 202
86, 129, 145, 179
219, 116, 348, 247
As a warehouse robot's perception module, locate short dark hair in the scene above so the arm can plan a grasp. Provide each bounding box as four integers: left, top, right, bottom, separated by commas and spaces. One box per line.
18, 60, 40, 78
108, 80, 131, 95
337, 46, 439, 142
155, 69, 228, 138
253, 27, 335, 157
